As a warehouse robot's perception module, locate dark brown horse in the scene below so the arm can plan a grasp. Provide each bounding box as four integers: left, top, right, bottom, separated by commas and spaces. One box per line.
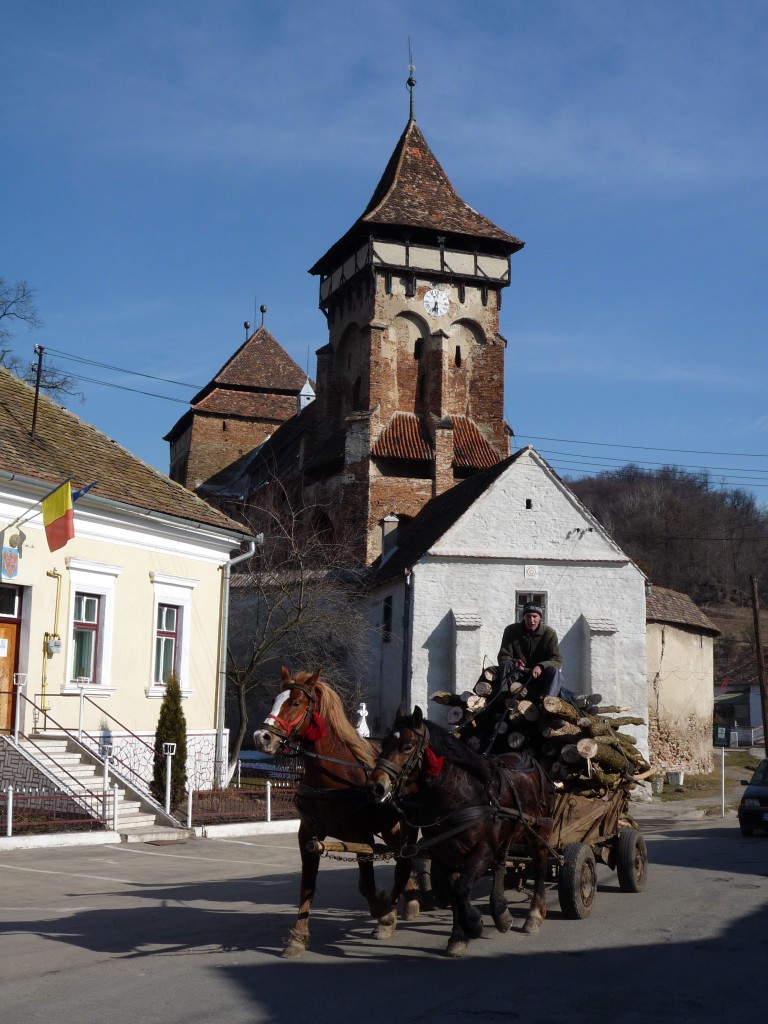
369, 705, 554, 957
253, 668, 419, 958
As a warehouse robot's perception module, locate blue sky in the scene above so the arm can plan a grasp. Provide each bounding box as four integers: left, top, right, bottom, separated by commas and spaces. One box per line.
3, 1, 768, 497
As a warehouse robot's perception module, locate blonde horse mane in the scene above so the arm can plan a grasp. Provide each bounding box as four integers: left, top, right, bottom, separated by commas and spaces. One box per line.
286, 670, 376, 769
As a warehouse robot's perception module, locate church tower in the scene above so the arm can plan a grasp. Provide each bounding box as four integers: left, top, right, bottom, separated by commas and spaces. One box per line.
305, 80, 524, 564
165, 324, 311, 497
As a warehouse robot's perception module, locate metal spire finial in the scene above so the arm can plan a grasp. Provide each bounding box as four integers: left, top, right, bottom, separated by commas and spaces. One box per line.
407, 40, 416, 121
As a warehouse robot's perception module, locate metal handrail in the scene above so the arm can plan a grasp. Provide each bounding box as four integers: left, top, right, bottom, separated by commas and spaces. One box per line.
14, 691, 176, 824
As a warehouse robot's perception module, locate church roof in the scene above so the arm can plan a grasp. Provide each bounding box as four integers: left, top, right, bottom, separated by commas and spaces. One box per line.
164, 325, 312, 443
0, 366, 244, 533
310, 119, 524, 275
371, 412, 504, 469
193, 326, 310, 400
371, 413, 432, 461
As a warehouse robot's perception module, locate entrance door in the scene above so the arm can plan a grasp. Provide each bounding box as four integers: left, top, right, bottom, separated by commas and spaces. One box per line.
0, 621, 19, 733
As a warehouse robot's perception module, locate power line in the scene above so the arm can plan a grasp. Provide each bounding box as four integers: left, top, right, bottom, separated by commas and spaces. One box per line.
515, 431, 768, 461
536, 448, 768, 478
64, 371, 189, 404
44, 345, 203, 390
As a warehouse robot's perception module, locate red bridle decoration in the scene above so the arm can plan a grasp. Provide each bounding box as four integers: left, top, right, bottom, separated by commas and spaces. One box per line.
304, 713, 326, 742
423, 746, 444, 777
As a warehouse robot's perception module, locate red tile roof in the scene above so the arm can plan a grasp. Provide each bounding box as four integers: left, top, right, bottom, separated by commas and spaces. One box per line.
0, 367, 244, 533
311, 119, 523, 275
372, 413, 432, 461
371, 412, 503, 469
199, 326, 310, 396
451, 416, 503, 469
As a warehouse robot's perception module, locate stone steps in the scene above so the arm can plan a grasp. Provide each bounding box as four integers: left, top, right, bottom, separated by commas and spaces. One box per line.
15, 735, 185, 839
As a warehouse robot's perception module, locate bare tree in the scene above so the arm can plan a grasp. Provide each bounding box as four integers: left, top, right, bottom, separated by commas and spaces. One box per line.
225, 478, 376, 774
0, 277, 79, 397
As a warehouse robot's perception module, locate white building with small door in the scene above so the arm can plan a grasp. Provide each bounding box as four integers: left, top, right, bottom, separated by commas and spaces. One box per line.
361, 447, 649, 758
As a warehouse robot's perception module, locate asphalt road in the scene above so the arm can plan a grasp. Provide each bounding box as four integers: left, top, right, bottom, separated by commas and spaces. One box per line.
1, 821, 766, 1024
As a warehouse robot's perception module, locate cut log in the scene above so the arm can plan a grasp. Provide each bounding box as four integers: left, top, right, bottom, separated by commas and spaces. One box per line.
541, 696, 582, 723
517, 699, 540, 721
576, 737, 599, 760
597, 715, 645, 729
560, 744, 583, 765
507, 730, 527, 749
541, 722, 581, 739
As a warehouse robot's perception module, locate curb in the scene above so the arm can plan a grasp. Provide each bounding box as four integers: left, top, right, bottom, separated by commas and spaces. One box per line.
197, 819, 300, 839
0, 819, 300, 853
0, 831, 122, 853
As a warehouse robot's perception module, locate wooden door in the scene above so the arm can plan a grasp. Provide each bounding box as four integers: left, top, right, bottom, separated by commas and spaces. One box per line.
0, 621, 19, 733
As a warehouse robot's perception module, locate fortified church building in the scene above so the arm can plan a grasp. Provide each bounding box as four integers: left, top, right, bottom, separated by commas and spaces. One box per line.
167, 87, 525, 566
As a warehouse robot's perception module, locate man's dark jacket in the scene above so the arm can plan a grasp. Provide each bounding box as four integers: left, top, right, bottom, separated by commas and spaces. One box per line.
497, 621, 563, 672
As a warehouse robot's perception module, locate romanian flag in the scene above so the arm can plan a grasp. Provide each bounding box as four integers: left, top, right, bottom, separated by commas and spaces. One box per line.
41, 481, 74, 552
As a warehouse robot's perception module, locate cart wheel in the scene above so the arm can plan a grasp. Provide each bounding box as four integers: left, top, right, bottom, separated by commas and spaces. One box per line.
558, 843, 597, 919
615, 828, 648, 893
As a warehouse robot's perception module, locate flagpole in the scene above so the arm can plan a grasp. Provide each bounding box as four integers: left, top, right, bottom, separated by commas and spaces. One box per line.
1, 478, 72, 534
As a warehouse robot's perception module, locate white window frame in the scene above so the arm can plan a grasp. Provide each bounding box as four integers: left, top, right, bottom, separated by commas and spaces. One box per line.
63, 559, 123, 694
147, 573, 198, 697
154, 603, 180, 684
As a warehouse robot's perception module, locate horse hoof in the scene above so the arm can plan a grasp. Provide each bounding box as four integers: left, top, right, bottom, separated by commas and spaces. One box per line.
522, 915, 542, 935
445, 940, 467, 958
281, 941, 307, 959
494, 910, 512, 933
404, 898, 420, 921
373, 921, 396, 940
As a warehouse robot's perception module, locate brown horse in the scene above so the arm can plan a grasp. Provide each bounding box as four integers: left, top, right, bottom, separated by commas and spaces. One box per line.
369, 705, 554, 957
253, 668, 419, 958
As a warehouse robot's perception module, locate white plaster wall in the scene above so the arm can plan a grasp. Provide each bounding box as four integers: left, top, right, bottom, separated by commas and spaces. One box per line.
647, 623, 714, 772
402, 450, 649, 756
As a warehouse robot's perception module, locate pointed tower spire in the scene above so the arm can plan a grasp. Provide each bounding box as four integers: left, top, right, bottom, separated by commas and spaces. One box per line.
407, 42, 416, 122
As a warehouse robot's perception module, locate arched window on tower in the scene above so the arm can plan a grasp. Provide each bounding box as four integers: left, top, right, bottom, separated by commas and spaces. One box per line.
352, 376, 363, 410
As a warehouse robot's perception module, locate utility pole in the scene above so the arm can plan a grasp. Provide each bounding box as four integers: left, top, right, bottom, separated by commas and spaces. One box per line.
749, 574, 768, 757
30, 343, 44, 439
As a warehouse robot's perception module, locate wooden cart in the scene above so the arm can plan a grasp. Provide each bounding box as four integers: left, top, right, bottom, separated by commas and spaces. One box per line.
507, 781, 648, 919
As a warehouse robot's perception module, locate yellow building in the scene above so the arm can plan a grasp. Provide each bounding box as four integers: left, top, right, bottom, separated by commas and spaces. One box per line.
0, 367, 250, 793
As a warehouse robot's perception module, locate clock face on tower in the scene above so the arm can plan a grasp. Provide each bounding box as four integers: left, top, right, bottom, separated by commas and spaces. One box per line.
423, 287, 449, 318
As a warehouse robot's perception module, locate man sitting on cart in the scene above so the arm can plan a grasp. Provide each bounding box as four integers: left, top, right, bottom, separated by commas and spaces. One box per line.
497, 602, 565, 699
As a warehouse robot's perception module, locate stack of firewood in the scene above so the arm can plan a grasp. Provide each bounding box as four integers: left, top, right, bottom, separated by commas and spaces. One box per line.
432, 666, 651, 797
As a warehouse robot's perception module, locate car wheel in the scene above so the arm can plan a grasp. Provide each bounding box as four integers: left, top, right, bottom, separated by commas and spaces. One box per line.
739, 824, 755, 837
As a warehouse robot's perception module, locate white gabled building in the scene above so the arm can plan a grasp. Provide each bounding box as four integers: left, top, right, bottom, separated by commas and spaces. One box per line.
362, 446, 649, 759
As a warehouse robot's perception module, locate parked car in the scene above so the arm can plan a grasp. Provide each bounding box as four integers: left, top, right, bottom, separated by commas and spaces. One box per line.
236, 750, 299, 783
738, 758, 768, 837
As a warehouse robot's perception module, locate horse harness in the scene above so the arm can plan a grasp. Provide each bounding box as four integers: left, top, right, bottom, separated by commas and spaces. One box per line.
379, 722, 557, 859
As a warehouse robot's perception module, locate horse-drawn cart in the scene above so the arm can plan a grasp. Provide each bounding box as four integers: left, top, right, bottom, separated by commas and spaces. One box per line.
506, 778, 648, 919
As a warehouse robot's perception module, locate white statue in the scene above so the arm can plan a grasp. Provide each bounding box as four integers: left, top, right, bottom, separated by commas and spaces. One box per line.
355, 701, 370, 738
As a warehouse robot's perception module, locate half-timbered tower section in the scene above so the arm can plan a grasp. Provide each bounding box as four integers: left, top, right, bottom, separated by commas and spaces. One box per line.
297, 116, 524, 564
